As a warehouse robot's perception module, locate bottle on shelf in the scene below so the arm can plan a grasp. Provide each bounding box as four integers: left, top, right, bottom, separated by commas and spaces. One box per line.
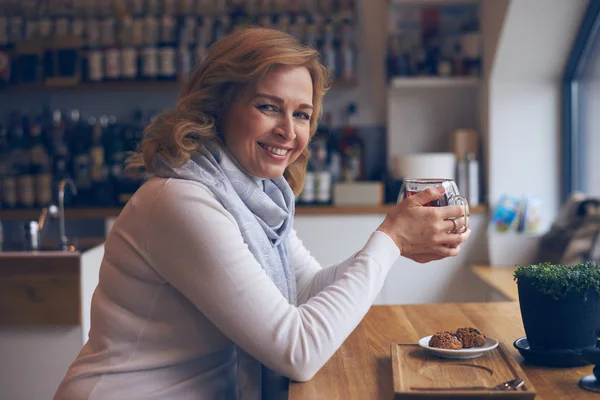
52, 4, 81, 84
339, 103, 364, 182
321, 19, 336, 79
289, 14, 307, 43
304, 17, 319, 49
89, 115, 113, 206
117, 110, 147, 205
299, 154, 316, 205
385, 3, 480, 79
311, 112, 333, 205
158, 3, 177, 81
15, 114, 35, 209
230, 1, 251, 32
0, 0, 359, 90
51, 109, 73, 207
0, 122, 14, 209
339, 17, 356, 81
141, 2, 159, 81
176, 25, 192, 82
17, 2, 42, 85
131, 0, 146, 81
102, 4, 121, 82
325, 116, 342, 187
107, 116, 126, 206
180, 8, 197, 50
86, 8, 104, 83
195, 16, 212, 67
0, 12, 10, 88
29, 115, 52, 207
71, 113, 92, 206
120, 14, 139, 81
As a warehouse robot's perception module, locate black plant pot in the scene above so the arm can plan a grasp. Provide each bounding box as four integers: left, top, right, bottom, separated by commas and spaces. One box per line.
518, 277, 600, 352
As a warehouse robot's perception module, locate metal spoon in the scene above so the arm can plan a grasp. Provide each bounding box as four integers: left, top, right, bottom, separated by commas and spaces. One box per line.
411, 378, 525, 391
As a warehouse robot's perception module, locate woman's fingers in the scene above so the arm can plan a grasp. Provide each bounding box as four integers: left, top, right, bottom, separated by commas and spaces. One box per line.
443, 218, 461, 233
443, 217, 468, 233
438, 205, 466, 220
432, 232, 471, 256
380, 192, 472, 260
435, 229, 471, 247
410, 186, 446, 206
428, 245, 461, 257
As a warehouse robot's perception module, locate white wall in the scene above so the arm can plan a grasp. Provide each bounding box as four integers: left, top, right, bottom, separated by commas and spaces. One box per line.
580, 42, 600, 197
487, 80, 561, 233
387, 85, 481, 159
294, 214, 489, 304
480, 0, 509, 207
484, 0, 588, 232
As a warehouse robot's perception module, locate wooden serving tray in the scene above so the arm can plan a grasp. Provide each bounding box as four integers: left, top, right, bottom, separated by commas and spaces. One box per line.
391, 342, 537, 399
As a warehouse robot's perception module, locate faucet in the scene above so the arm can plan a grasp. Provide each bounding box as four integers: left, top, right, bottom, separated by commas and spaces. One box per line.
58, 178, 77, 251
38, 204, 59, 232
24, 204, 59, 251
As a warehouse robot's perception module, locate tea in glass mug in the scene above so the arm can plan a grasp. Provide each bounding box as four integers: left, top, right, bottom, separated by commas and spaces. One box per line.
398, 178, 469, 230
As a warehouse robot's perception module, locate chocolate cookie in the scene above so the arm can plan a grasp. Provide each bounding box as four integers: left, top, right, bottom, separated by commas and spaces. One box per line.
428, 331, 463, 350
456, 327, 486, 348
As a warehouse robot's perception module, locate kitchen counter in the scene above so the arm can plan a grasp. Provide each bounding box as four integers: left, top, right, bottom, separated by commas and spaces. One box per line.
0, 204, 488, 219
0, 251, 82, 325
289, 302, 593, 400
0, 245, 105, 400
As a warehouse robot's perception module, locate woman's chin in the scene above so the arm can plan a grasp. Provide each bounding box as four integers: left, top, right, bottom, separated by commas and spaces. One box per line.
254, 166, 286, 180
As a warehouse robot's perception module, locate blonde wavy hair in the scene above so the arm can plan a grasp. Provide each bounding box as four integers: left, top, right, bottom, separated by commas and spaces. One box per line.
126, 27, 331, 195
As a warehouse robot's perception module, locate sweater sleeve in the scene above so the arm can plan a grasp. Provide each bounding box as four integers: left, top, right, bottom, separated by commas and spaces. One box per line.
144, 179, 400, 382
290, 229, 398, 305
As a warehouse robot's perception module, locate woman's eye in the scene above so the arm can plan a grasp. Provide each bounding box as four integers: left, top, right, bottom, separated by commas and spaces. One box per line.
257, 104, 278, 113
294, 111, 311, 121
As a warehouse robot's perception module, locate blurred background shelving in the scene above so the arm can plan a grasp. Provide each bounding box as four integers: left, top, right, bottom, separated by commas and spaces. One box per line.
1, 78, 359, 93
0, 0, 485, 242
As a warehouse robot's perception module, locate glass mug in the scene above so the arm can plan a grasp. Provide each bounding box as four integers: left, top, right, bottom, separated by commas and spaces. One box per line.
397, 178, 469, 231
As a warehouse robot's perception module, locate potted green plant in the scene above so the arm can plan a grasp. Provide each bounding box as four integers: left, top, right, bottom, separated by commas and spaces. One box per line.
514, 262, 600, 352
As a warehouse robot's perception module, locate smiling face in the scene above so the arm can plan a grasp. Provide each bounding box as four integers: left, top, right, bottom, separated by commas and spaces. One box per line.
219, 65, 314, 179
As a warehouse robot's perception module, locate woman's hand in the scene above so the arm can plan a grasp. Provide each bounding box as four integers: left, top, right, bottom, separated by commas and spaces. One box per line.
376, 186, 471, 263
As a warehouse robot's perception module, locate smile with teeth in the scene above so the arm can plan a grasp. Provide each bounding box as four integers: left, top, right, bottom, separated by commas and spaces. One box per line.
259, 143, 290, 156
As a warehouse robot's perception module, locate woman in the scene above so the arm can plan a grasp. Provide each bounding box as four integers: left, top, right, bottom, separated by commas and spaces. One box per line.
54, 28, 470, 400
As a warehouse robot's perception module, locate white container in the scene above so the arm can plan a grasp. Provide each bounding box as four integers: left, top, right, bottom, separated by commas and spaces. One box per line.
487, 232, 540, 267
461, 32, 481, 59
467, 152, 480, 206
392, 152, 456, 181
333, 182, 384, 206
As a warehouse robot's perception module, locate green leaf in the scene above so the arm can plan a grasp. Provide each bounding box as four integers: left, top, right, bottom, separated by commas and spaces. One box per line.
513, 262, 600, 300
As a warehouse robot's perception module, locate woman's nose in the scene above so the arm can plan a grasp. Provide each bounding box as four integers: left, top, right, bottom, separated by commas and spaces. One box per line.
274, 116, 296, 140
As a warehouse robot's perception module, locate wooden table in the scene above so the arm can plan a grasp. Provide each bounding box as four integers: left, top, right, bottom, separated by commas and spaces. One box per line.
289, 302, 593, 400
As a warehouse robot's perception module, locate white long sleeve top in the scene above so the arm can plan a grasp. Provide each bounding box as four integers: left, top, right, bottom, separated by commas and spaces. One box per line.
53, 177, 400, 400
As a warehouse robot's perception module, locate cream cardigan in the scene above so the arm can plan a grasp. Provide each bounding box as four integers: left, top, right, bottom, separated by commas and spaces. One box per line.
53, 177, 400, 400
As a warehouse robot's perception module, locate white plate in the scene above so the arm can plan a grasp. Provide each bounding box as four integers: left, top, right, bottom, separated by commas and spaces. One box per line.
418, 335, 499, 359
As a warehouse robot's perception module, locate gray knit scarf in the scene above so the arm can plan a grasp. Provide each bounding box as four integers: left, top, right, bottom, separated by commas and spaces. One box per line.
152, 140, 296, 400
